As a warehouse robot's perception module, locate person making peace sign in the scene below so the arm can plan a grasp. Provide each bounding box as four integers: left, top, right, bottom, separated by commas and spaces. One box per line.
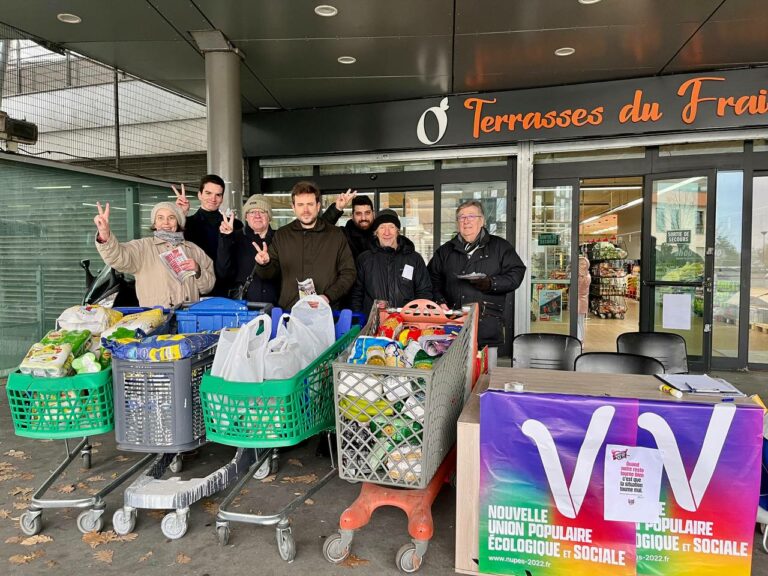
93, 201, 215, 308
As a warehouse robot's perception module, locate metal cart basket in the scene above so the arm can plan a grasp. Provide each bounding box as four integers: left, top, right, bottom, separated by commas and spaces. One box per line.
199, 325, 360, 562
332, 301, 477, 489
6, 369, 153, 535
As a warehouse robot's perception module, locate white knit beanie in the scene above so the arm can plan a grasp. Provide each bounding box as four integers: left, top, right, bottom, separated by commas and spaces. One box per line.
151, 201, 186, 230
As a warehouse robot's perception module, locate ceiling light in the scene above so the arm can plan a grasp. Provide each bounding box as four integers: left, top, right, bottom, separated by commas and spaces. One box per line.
554, 47, 575, 57
314, 5, 338, 17
57, 13, 81, 24
578, 0, 603, 4
338, 56, 356, 64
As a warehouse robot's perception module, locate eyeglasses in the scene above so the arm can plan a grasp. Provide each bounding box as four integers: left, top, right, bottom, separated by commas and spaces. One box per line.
248, 210, 268, 217
457, 214, 483, 223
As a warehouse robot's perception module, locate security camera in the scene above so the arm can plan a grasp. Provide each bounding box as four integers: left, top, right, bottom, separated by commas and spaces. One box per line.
369, 174, 377, 181
0, 111, 38, 146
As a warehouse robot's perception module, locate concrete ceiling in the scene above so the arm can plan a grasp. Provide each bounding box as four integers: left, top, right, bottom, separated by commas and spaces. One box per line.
1, 0, 767, 112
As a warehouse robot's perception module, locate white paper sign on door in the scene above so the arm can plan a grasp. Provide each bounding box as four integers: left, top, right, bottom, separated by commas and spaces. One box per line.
604, 445, 663, 523
662, 293, 692, 330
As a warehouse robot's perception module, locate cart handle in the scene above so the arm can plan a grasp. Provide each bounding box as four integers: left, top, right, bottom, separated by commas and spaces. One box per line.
399, 299, 449, 322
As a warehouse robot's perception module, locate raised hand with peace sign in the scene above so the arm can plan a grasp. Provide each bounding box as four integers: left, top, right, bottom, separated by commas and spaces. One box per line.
93, 201, 111, 242
334, 188, 357, 211
253, 241, 270, 265
219, 211, 236, 235
172, 183, 190, 216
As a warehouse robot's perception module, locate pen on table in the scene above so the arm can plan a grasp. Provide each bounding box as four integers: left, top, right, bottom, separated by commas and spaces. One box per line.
658, 384, 683, 398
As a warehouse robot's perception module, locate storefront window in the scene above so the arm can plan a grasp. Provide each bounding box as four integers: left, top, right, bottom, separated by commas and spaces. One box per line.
262, 165, 313, 179
262, 192, 295, 229
530, 185, 573, 336
440, 181, 507, 245
749, 175, 768, 364
534, 147, 644, 164
379, 190, 434, 261
442, 156, 507, 169
711, 171, 743, 359
319, 160, 434, 175
659, 141, 744, 157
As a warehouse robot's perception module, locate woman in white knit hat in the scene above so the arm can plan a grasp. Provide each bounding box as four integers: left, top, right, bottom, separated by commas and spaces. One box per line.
93, 201, 215, 308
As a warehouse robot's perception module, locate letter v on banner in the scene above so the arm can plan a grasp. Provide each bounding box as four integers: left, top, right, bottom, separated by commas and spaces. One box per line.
521, 406, 616, 518
638, 403, 736, 512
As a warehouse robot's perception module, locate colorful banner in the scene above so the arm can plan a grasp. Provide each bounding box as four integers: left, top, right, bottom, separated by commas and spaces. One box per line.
479, 391, 762, 576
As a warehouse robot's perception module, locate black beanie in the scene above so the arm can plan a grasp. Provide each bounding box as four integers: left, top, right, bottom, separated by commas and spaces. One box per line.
371, 209, 401, 232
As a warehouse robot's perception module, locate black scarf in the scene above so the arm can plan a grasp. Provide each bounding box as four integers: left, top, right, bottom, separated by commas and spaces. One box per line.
458, 227, 488, 256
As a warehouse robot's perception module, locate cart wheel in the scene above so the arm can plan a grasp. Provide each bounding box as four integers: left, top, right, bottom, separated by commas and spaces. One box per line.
77, 510, 104, 534
276, 526, 296, 562
216, 524, 230, 546
112, 508, 136, 535
253, 458, 272, 480
396, 542, 423, 573
323, 532, 351, 564
161, 511, 188, 540
619, 314, 625, 320
600, 313, 606, 319
169, 455, 183, 474
19, 511, 42, 536
81, 451, 92, 470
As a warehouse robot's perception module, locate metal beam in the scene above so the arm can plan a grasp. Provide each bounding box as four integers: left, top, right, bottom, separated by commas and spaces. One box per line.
514, 141, 534, 337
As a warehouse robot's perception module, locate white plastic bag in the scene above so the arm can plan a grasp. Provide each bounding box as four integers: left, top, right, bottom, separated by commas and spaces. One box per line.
288, 295, 335, 359
210, 314, 271, 382
263, 314, 304, 380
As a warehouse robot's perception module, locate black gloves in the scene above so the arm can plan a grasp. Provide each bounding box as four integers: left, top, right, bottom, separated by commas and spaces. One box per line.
469, 276, 492, 292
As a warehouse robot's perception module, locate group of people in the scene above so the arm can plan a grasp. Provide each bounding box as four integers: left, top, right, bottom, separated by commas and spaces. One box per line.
93, 175, 526, 366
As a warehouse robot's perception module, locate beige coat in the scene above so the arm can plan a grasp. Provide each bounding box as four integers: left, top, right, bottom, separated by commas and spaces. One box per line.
96, 235, 215, 308
577, 256, 591, 315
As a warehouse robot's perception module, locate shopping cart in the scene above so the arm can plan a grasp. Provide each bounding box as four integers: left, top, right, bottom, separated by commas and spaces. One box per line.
199, 317, 361, 562
6, 369, 154, 535
324, 299, 478, 572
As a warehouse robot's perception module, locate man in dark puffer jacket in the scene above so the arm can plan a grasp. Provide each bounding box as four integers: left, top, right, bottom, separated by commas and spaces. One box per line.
428, 200, 526, 367
350, 209, 432, 314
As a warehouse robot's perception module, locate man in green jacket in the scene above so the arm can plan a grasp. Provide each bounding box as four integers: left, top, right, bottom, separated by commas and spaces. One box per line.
254, 181, 356, 309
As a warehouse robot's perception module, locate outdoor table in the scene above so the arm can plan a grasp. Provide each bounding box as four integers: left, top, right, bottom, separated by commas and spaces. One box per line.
456, 368, 762, 576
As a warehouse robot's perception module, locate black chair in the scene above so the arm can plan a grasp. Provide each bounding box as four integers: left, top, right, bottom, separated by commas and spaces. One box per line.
574, 352, 665, 375
511, 333, 582, 371
616, 332, 689, 374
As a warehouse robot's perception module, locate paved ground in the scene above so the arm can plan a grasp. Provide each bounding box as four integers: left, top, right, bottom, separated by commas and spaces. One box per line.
0, 368, 766, 575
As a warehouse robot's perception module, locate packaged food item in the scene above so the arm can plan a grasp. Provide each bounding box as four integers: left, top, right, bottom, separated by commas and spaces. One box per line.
339, 373, 383, 401
111, 333, 219, 362
370, 416, 423, 444
418, 334, 454, 357
72, 352, 102, 374
57, 305, 122, 335
297, 278, 316, 298
339, 396, 395, 422
377, 313, 404, 339
347, 336, 401, 365
101, 308, 167, 339
386, 446, 422, 483
40, 329, 92, 358
412, 350, 434, 370
19, 343, 74, 378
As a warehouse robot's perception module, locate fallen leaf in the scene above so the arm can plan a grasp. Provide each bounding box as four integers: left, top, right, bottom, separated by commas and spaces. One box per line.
304, 498, 315, 505
146, 510, 165, 520
4, 450, 30, 460
45, 559, 58, 568
115, 532, 138, 543
56, 484, 76, 494
176, 553, 191, 564
82, 530, 137, 548
341, 554, 370, 568
76, 482, 89, 490
14, 502, 28, 510
20, 535, 53, 546
9, 549, 44, 564
260, 475, 276, 483
93, 549, 114, 564
87, 488, 100, 496
8, 487, 32, 497
0, 473, 22, 482
201, 500, 218, 515
111, 473, 119, 479
114, 455, 130, 462
0, 509, 11, 519
138, 550, 153, 562
5, 536, 22, 544
287, 458, 304, 467
0, 461, 16, 470
20, 473, 34, 481
92, 442, 102, 447
282, 474, 318, 485
86, 475, 105, 483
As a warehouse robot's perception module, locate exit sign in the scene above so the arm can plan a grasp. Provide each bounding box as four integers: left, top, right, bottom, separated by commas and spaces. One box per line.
538, 233, 560, 246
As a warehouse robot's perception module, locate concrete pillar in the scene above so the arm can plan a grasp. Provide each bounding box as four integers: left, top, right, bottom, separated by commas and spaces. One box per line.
514, 141, 534, 336
0, 40, 9, 109
205, 50, 243, 212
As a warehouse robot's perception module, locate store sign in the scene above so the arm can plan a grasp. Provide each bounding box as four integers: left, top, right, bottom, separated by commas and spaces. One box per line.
478, 391, 761, 576
538, 233, 560, 246
244, 69, 768, 157
667, 230, 691, 244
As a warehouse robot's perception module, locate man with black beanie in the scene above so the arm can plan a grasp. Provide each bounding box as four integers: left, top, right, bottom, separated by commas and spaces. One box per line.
322, 192, 375, 261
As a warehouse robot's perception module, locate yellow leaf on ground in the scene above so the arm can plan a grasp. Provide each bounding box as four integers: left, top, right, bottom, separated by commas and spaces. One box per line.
0, 509, 11, 519
115, 532, 138, 543
20, 473, 34, 481
201, 500, 218, 515
282, 474, 318, 485
82, 531, 110, 549
45, 559, 58, 568
56, 484, 76, 494
4, 450, 30, 460
260, 475, 276, 483
138, 550, 153, 562
9, 549, 44, 564
341, 554, 370, 568
114, 455, 130, 462
13, 502, 28, 510
304, 498, 315, 505
176, 553, 191, 564
93, 549, 114, 564
146, 510, 165, 520
20, 534, 53, 546
8, 486, 32, 496
5, 536, 22, 544
287, 458, 304, 467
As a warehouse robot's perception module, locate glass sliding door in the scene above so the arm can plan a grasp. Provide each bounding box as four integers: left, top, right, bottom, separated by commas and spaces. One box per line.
749, 174, 768, 365
379, 190, 435, 260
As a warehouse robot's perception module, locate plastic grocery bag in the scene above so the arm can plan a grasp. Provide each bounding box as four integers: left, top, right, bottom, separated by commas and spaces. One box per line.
210, 314, 271, 382
263, 316, 303, 380
288, 295, 335, 359
57, 305, 122, 335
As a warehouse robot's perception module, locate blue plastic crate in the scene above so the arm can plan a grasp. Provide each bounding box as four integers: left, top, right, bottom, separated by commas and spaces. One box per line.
176, 297, 278, 334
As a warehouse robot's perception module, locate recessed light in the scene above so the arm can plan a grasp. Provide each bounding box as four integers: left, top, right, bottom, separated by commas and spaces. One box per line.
57, 13, 82, 24
314, 5, 338, 17
338, 56, 356, 64
554, 47, 575, 57
578, 0, 603, 4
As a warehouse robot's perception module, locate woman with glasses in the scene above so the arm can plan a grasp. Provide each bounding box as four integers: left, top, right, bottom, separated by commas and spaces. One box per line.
428, 199, 526, 367
216, 195, 279, 305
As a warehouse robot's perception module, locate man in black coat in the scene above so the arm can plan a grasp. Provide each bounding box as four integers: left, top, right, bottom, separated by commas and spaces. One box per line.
216, 195, 279, 305
322, 193, 375, 261
428, 200, 526, 367
350, 209, 432, 314
174, 174, 242, 296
